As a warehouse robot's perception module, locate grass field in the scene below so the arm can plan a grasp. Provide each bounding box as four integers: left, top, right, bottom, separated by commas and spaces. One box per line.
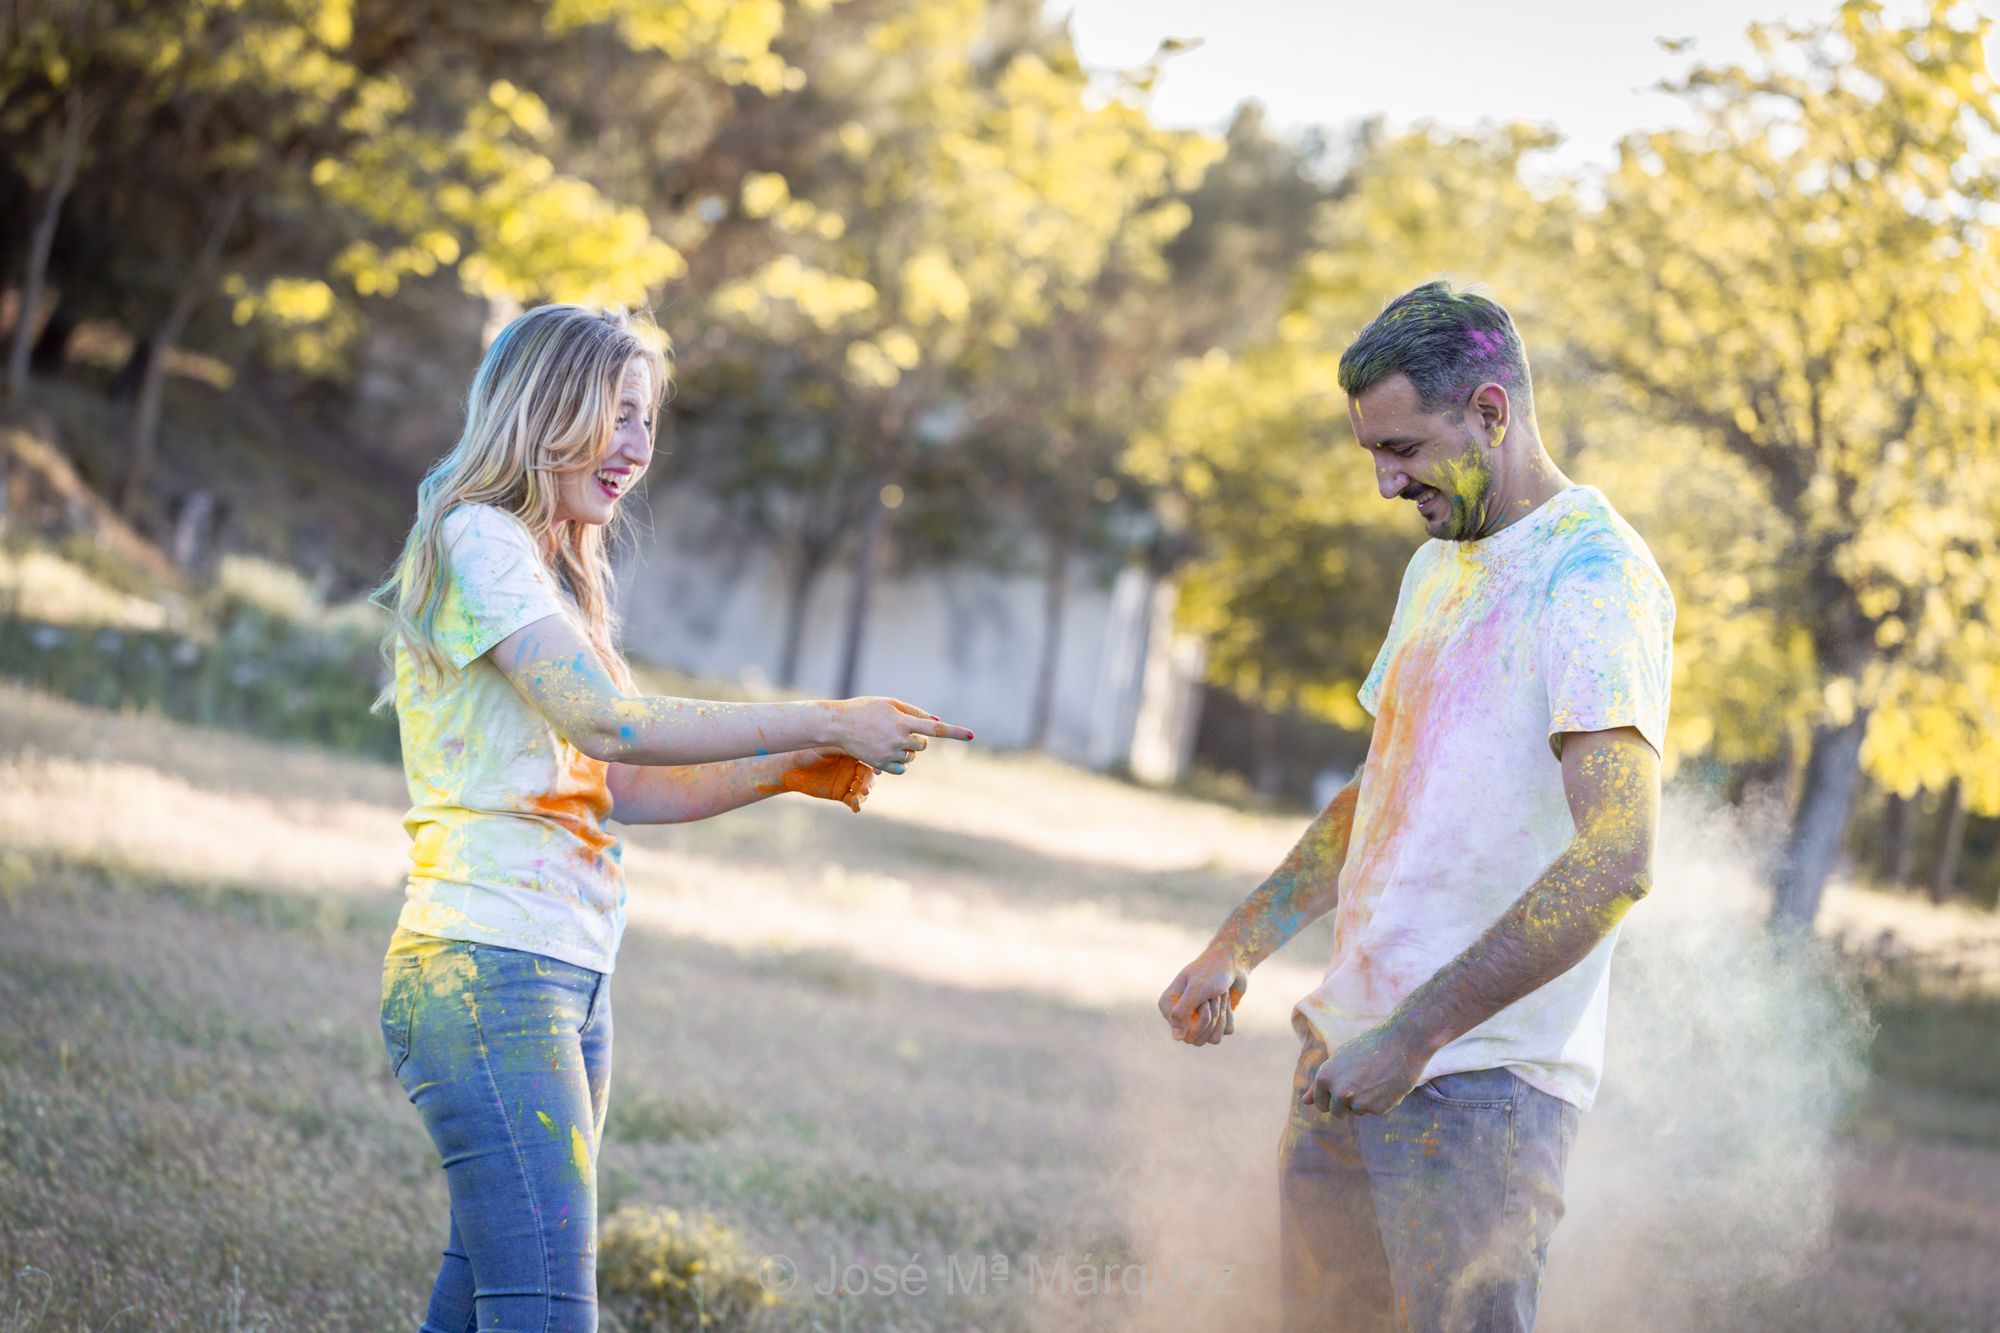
1, 683, 1995, 1331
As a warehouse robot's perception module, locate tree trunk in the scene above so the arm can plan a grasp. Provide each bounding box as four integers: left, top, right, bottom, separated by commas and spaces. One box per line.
118, 183, 248, 516
775, 549, 821, 689
1028, 524, 1074, 751
1769, 712, 1870, 932
109, 338, 146, 402
7, 88, 97, 401
29, 299, 76, 372
1885, 790, 1913, 887
834, 482, 889, 699
1931, 779, 1967, 905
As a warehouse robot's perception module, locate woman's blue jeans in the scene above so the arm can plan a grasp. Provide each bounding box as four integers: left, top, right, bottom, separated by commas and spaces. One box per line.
380, 929, 613, 1332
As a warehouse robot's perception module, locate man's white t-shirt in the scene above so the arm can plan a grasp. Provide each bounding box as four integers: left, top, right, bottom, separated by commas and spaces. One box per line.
1294, 485, 1674, 1109
393, 504, 626, 973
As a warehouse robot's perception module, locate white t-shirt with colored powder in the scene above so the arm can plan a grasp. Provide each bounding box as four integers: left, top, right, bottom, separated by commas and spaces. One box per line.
393, 504, 626, 973
1294, 485, 1674, 1109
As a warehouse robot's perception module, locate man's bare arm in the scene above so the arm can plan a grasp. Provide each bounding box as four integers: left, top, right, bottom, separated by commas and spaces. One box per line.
1305, 727, 1658, 1114
1159, 778, 1360, 1045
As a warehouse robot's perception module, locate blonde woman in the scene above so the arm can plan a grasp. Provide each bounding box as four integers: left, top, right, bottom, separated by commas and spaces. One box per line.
375, 303, 970, 1331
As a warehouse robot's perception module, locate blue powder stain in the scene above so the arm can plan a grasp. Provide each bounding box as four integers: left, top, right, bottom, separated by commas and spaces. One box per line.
619, 725, 634, 741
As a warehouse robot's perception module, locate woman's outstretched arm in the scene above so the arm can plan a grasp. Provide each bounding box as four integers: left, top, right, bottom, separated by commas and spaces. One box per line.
487, 613, 970, 771
607, 750, 875, 824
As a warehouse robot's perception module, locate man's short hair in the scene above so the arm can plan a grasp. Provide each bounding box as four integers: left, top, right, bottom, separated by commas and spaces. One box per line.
1336, 279, 1532, 415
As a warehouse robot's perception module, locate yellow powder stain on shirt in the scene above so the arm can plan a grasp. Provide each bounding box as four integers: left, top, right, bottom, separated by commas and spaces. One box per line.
570, 1123, 592, 1180
537, 1110, 556, 1133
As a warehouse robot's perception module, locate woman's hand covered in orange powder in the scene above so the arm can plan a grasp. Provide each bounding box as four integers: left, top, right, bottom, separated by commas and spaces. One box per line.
758, 749, 878, 812
832, 698, 974, 773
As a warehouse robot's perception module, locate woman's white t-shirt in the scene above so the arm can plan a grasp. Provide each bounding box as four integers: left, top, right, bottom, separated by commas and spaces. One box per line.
1294, 485, 1675, 1109
392, 504, 625, 973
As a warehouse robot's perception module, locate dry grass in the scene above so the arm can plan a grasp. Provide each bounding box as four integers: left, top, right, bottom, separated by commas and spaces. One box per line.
0, 683, 1995, 1331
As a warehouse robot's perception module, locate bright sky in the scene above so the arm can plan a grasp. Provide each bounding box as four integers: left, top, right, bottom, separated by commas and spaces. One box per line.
1053, 0, 1996, 170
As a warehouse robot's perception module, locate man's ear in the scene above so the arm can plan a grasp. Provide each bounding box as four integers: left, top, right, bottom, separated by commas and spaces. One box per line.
1469, 382, 1510, 444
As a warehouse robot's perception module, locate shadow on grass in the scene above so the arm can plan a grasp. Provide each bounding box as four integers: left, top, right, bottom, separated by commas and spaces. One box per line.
1853, 955, 2000, 1149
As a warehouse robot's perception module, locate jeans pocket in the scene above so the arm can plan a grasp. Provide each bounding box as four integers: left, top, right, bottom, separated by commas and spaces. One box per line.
379, 954, 422, 1080
1416, 1068, 1517, 1110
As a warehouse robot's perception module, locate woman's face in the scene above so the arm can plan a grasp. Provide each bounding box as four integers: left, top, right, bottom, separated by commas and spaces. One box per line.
553, 357, 655, 526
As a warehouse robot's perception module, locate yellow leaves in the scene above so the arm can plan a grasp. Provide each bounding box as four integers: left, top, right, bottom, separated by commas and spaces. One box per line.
739, 171, 789, 219
711, 255, 877, 332
843, 339, 902, 387
738, 173, 847, 238
838, 121, 874, 158
899, 250, 970, 327
543, 0, 801, 94
309, 0, 353, 49
418, 230, 461, 266
314, 76, 689, 307
485, 80, 552, 140
707, 0, 1217, 427
234, 275, 335, 324
221, 273, 359, 377
878, 328, 920, 369
337, 73, 410, 135
1277, 311, 1316, 343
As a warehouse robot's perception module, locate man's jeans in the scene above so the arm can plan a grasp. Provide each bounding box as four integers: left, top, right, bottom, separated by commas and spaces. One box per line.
381, 930, 614, 1332
1279, 1030, 1578, 1333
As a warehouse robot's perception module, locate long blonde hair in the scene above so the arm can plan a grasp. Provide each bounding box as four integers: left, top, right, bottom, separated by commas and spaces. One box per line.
376, 303, 669, 703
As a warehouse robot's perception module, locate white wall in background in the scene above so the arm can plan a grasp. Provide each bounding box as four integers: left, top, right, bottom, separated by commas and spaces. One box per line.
614, 489, 1204, 774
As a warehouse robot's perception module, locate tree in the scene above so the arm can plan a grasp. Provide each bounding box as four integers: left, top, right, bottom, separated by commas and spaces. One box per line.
1, 1, 110, 400
0, 0, 823, 528
693, 0, 1214, 696
989, 97, 1334, 750
1129, 122, 1573, 736
1570, 0, 2000, 928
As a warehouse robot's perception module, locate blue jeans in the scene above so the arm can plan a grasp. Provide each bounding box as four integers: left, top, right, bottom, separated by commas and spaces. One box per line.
1279, 1030, 1578, 1333
380, 930, 613, 1332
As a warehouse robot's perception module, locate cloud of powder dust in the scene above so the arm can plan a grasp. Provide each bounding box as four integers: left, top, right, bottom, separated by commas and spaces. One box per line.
1020, 785, 1869, 1333
1026, 1024, 1293, 1333
1540, 786, 1873, 1332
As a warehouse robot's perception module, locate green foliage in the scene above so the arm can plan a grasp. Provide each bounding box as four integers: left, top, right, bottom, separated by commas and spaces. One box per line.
596, 1205, 778, 1331
0, 594, 395, 759
1569, 0, 2000, 812
1130, 122, 1565, 725
6, 0, 1993, 916
1136, 2, 2000, 822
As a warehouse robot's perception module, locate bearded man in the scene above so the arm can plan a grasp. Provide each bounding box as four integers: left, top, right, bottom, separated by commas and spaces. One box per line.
1159, 280, 1674, 1332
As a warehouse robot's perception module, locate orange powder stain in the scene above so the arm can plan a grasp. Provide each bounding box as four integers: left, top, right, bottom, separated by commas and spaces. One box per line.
755, 754, 873, 810
523, 745, 618, 856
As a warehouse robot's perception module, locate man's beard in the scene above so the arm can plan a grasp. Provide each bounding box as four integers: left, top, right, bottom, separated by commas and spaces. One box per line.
1401, 444, 1493, 542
